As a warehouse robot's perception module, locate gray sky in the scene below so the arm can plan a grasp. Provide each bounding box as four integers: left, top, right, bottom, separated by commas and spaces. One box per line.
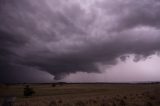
0, 0, 160, 83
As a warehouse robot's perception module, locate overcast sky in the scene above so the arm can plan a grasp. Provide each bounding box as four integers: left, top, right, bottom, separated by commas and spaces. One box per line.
0, 0, 160, 83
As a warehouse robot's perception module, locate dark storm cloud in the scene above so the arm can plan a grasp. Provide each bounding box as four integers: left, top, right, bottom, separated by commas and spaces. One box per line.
98, 0, 160, 30
0, 0, 160, 81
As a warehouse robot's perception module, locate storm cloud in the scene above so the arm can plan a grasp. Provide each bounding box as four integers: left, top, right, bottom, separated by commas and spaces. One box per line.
0, 0, 160, 82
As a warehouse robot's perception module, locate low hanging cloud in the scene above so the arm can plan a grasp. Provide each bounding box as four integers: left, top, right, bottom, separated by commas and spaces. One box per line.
0, 0, 160, 81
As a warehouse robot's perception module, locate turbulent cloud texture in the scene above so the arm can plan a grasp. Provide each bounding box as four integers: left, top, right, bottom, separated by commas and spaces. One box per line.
0, 0, 160, 82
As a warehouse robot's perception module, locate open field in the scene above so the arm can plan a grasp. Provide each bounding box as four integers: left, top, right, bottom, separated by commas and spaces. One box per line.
0, 83, 160, 106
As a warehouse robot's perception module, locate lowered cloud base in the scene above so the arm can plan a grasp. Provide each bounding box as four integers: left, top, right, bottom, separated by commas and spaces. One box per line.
0, 0, 160, 82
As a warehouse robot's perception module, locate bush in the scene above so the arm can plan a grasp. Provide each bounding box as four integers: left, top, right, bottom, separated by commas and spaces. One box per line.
23, 85, 35, 97
146, 102, 152, 106
119, 99, 126, 106
75, 101, 86, 106
52, 83, 56, 87
49, 100, 57, 106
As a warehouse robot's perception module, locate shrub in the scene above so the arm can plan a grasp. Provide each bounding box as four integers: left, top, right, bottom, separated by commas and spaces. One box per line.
119, 99, 126, 106
49, 100, 57, 106
123, 96, 127, 99
23, 85, 35, 97
58, 99, 63, 104
52, 83, 56, 87
75, 101, 86, 106
63, 103, 72, 106
146, 102, 152, 106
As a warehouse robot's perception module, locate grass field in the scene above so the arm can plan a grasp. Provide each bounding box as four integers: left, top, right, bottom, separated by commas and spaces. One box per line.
0, 83, 160, 106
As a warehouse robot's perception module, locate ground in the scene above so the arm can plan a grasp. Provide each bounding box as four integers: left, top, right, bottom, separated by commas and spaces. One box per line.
0, 83, 160, 106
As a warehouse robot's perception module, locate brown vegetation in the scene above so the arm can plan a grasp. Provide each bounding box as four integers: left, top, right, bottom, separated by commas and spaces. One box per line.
0, 83, 160, 106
